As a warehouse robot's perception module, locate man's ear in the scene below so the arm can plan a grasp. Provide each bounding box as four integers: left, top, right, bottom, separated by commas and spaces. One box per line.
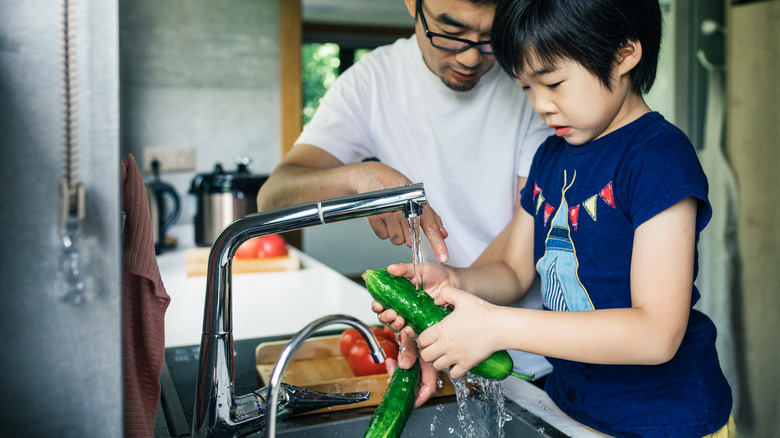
615, 40, 643, 76
403, 0, 416, 19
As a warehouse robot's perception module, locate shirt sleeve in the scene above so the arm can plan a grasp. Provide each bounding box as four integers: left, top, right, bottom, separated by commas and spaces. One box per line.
516, 98, 552, 178
519, 137, 552, 215
620, 130, 712, 233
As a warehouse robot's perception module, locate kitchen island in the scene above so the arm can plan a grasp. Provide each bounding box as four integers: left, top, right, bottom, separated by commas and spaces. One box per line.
158, 224, 379, 348
155, 224, 606, 437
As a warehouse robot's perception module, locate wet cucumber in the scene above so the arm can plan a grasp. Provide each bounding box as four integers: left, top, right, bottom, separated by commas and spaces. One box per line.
363, 361, 421, 438
363, 269, 534, 381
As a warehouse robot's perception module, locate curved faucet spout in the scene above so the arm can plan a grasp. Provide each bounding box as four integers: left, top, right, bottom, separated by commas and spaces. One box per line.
191, 184, 426, 438
265, 314, 385, 438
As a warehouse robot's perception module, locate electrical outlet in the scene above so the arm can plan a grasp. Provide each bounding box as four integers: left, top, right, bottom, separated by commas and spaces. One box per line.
143, 146, 196, 173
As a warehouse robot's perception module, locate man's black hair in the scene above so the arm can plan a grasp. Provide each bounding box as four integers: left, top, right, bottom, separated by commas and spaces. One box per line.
491, 0, 662, 94
415, 0, 499, 19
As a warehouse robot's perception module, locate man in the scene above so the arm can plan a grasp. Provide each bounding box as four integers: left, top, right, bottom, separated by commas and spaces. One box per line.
258, 0, 551, 404
260, 0, 550, 266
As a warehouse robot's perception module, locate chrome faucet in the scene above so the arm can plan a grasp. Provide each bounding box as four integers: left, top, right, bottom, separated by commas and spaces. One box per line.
192, 183, 428, 437
264, 315, 386, 438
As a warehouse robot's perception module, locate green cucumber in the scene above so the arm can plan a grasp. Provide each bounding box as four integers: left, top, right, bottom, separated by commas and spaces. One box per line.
363, 269, 534, 381
363, 361, 421, 438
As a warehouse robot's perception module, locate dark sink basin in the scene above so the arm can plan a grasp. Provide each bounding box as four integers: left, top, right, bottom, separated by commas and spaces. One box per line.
158, 336, 566, 438
272, 396, 567, 438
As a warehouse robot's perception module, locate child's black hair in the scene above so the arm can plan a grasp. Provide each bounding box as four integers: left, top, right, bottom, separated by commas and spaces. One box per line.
491, 0, 662, 94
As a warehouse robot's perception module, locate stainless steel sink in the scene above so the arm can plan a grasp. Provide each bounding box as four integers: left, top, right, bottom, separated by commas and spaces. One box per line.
158, 337, 569, 438
271, 397, 567, 438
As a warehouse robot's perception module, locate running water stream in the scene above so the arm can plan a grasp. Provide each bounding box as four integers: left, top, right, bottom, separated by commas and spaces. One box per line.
405, 217, 510, 437
407, 216, 424, 291
449, 374, 509, 438
426, 373, 510, 438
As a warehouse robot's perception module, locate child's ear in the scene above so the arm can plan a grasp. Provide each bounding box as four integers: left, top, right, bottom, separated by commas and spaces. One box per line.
615, 40, 643, 76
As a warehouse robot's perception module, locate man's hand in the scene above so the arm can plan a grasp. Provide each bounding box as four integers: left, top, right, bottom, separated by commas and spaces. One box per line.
260, 145, 450, 262
365, 204, 448, 263
384, 331, 441, 408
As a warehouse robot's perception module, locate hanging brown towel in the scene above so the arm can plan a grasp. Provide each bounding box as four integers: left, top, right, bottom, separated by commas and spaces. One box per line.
121, 154, 171, 437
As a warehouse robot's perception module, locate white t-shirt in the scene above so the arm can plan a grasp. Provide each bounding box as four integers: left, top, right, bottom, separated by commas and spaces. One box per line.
297, 36, 551, 268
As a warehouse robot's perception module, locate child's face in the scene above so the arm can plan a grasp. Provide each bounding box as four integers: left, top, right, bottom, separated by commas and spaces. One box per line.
516, 54, 636, 145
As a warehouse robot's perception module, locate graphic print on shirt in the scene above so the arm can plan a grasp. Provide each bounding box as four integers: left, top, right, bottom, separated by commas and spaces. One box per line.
535, 171, 595, 311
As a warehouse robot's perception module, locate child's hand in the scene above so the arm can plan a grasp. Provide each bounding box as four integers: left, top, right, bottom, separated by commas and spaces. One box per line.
372, 262, 457, 331
417, 286, 500, 379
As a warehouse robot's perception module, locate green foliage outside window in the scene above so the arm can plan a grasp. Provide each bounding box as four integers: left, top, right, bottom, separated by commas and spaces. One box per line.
301, 44, 374, 125
302, 43, 340, 124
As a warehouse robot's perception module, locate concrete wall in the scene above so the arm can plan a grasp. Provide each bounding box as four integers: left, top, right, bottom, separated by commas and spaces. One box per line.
726, 1, 780, 436
0, 0, 122, 434
119, 0, 282, 227
118, 0, 413, 277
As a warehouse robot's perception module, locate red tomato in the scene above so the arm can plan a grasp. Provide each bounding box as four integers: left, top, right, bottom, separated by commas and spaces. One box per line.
346, 338, 400, 377
234, 234, 288, 259
377, 337, 400, 364
371, 325, 397, 343
235, 237, 260, 259
255, 234, 288, 258
339, 328, 362, 357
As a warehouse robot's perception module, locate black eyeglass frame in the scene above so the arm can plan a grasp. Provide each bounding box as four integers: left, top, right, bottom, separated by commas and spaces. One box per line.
416, 0, 493, 55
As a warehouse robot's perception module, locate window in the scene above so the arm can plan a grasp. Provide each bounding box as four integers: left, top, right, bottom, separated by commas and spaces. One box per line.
301, 24, 412, 124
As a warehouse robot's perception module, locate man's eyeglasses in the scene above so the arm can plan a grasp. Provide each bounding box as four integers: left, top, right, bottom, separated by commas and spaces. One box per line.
416, 0, 493, 55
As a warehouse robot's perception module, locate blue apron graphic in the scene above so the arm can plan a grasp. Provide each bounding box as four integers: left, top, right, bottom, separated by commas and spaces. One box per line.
536, 171, 594, 311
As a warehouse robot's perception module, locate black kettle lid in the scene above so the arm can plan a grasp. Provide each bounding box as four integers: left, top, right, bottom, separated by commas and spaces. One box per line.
189, 157, 268, 195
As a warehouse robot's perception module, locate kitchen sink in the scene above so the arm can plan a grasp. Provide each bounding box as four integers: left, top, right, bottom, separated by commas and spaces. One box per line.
272, 396, 566, 437
158, 336, 567, 438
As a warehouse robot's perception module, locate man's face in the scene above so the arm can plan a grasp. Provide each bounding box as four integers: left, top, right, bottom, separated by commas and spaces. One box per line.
405, 0, 496, 91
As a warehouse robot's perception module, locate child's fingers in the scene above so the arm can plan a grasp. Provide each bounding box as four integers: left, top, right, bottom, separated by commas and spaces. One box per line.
433, 285, 462, 307
447, 364, 466, 380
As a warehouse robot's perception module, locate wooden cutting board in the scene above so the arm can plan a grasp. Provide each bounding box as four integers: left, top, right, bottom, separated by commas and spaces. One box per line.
255, 335, 455, 414
185, 247, 300, 276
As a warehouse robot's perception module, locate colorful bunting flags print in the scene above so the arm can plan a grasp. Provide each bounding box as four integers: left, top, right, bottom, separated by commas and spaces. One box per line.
535, 192, 545, 215
544, 203, 555, 227
533, 179, 616, 230
599, 182, 616, 208
582, 195, 598, 222
569, 205, 580, 231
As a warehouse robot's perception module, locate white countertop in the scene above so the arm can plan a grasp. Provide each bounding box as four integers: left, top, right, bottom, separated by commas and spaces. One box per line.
502, 377, 610, 437
157, 224, 380, 348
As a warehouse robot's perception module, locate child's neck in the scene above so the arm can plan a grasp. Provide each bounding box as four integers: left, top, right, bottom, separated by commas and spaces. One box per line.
601, 92, 652, 139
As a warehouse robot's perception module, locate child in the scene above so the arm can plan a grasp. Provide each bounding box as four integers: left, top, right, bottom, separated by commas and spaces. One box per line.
376, 0, 734, 436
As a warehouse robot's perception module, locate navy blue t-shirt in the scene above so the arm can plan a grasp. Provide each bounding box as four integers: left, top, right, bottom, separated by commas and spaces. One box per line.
519, 112, 732, 437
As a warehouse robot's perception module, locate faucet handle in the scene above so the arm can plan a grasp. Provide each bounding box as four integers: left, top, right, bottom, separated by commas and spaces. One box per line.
276, 383, 371, 417
233, 383, 370, 425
